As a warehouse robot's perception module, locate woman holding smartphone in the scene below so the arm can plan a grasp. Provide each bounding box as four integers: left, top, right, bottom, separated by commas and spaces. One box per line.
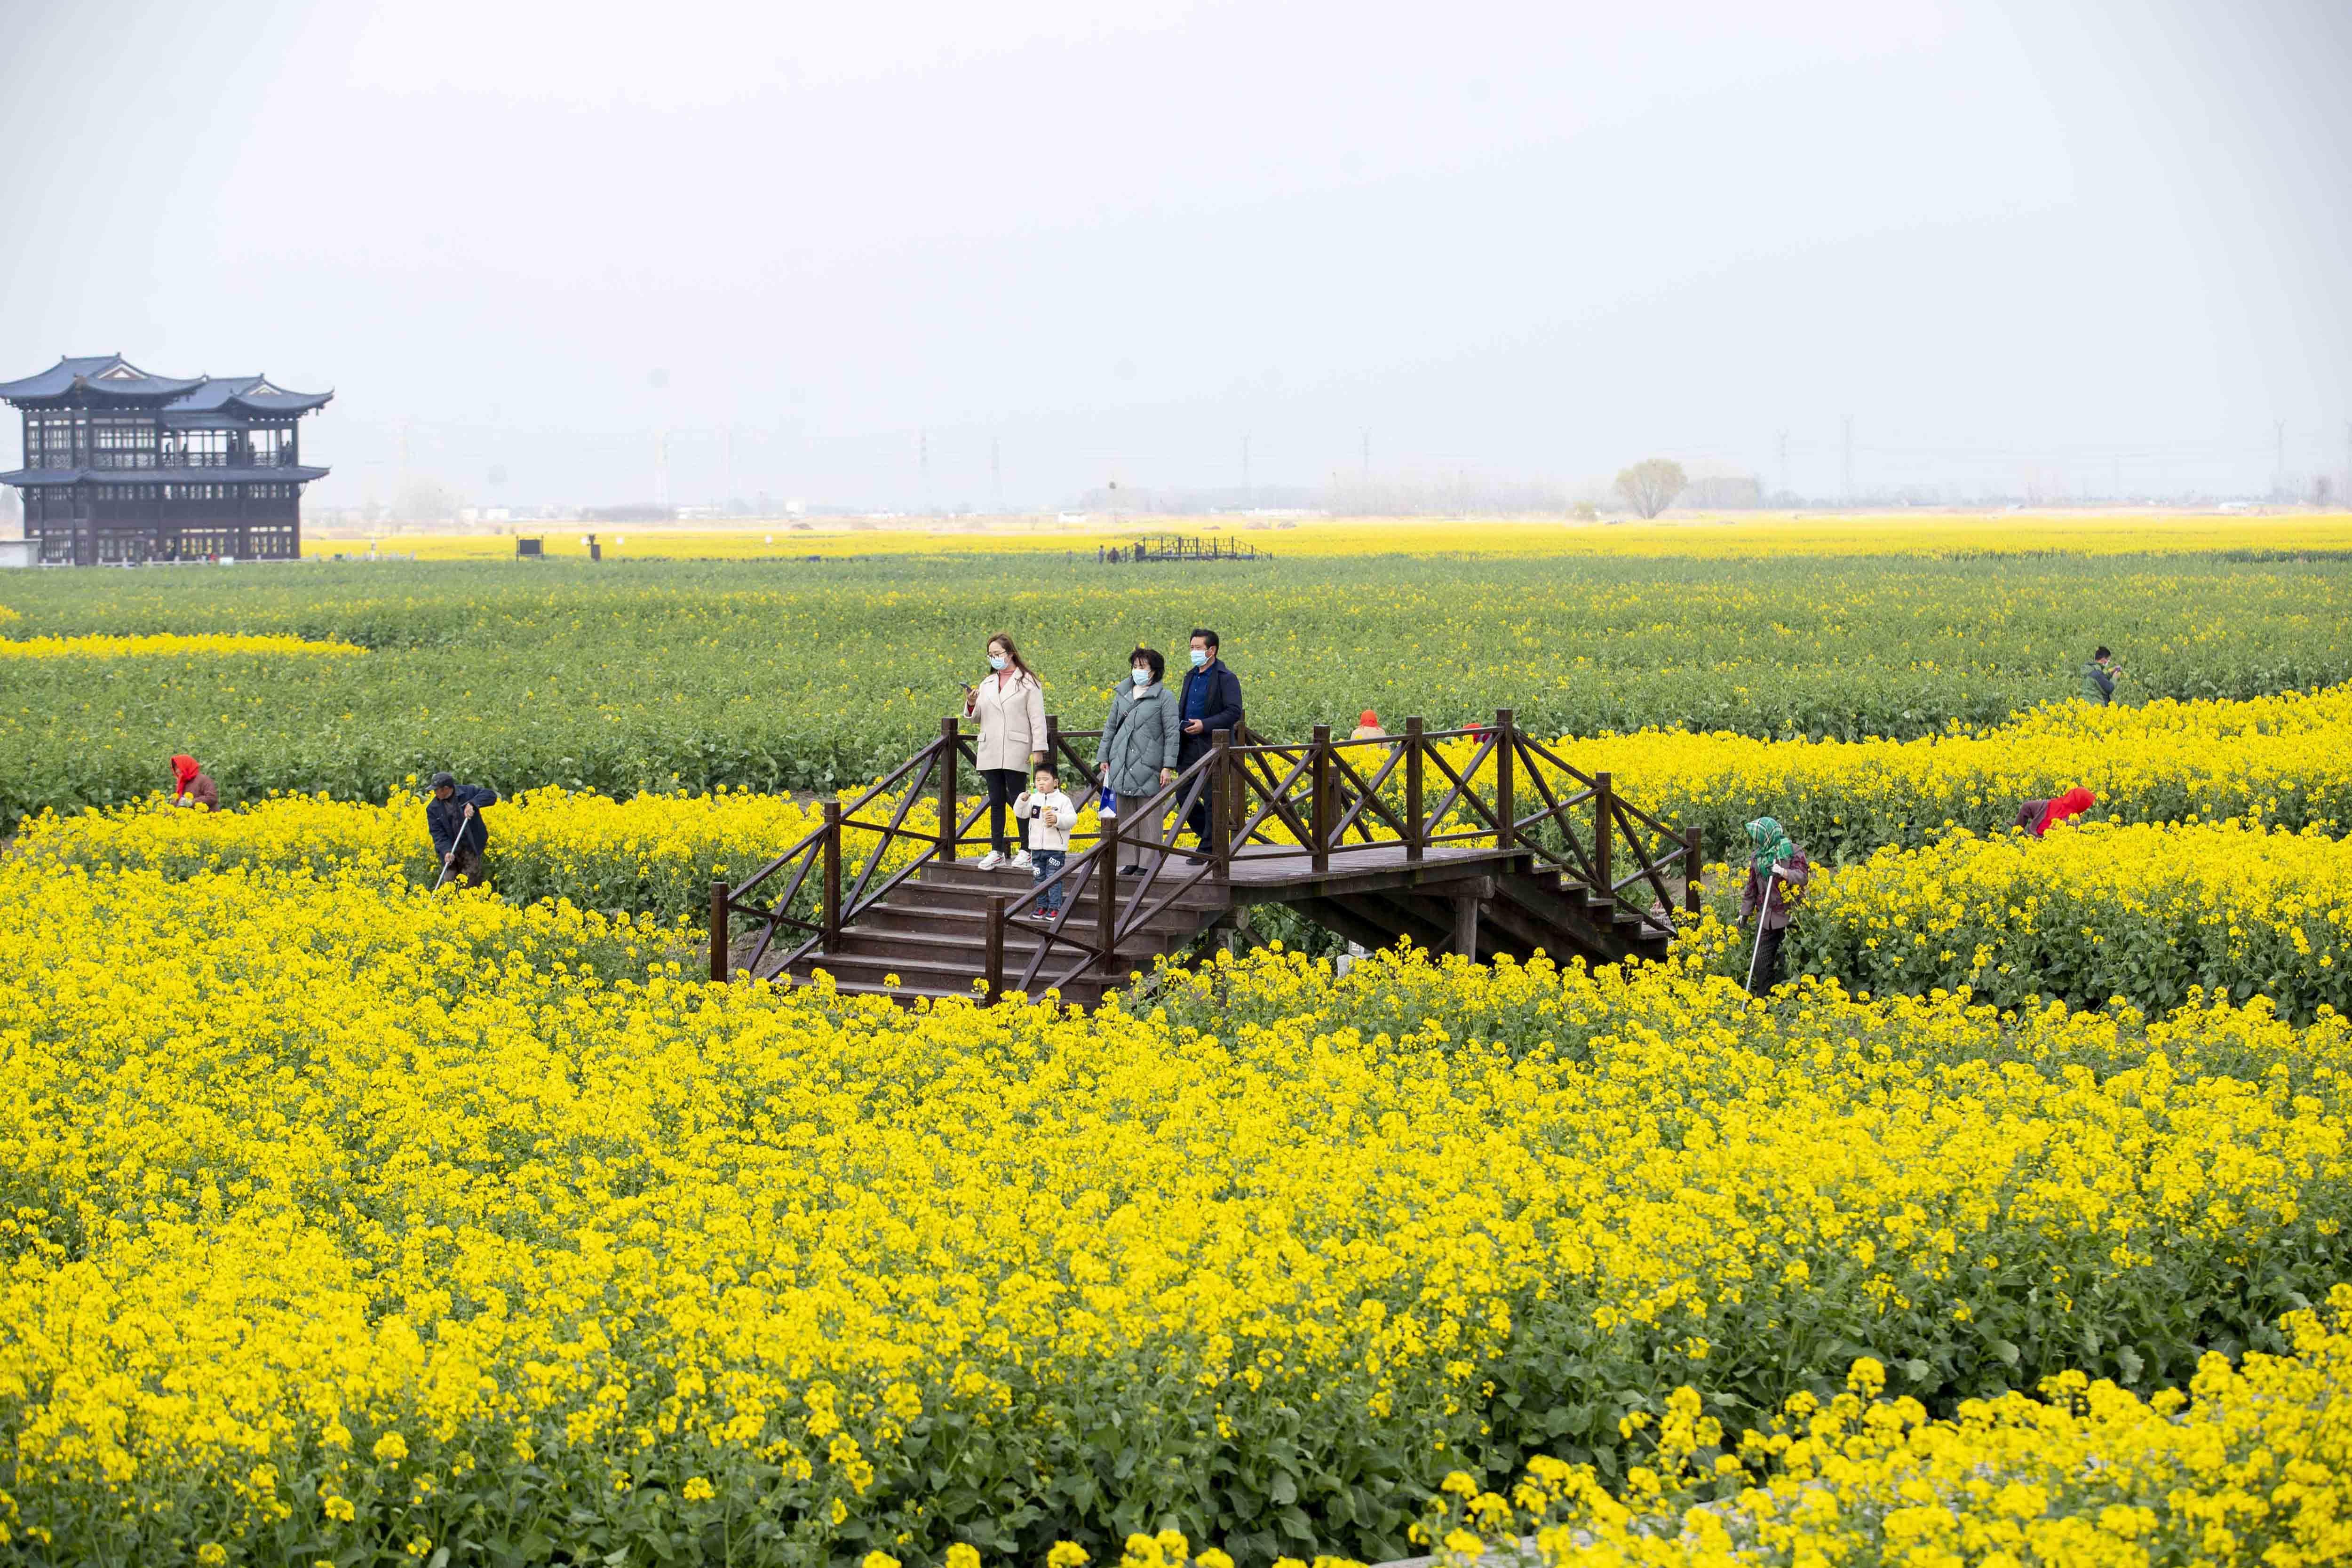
962, 632, 1048, 869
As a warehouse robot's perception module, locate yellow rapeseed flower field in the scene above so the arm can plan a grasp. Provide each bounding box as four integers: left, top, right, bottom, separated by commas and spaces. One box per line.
1, 850, 2347, 1562
13, 783, 1060, 924
316, 510, 2352, 563
1760, 816, 2352, 1021
1555, 684, 2352, 857
1427, 1287, 2352, 1567
0, 631, 367, 659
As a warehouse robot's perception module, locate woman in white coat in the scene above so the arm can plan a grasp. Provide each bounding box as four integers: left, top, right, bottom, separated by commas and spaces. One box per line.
963, 631, 1049, 868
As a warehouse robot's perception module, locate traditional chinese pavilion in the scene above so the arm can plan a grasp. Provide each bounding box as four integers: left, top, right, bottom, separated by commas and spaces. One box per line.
0, 354, 331, 564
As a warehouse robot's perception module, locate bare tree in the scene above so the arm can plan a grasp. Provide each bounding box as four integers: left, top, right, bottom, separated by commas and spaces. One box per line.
1614, 458, 1688, 519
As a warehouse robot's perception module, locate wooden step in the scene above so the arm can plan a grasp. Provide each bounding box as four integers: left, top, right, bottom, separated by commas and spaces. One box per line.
785, 948, 1141, 996
829, 926, 1176, 969
916, 861, 1229, 911
786, 962, 1120, 1008
857, 897, 1211, 942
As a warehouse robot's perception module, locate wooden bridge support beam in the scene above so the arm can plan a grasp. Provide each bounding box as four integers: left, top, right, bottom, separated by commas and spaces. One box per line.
938, 715, 960, 862
1450, 876, 1496, 958
1452, 895, 1479, 959
1494, 708, 1515, 851
1098, 813, 1121, 977
985, 895, 1005, 1002
1311, 724, 1333, 873
821, 801, 842, 952
1212, 728, 1233, 879
1684, 827, 1703, 920
710, 879, 730, 982
1404, 716, 1425, 862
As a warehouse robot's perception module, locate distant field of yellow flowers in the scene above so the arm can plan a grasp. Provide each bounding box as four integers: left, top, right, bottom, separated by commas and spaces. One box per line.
309, 509, 2352, 562
0, 631, 366, 660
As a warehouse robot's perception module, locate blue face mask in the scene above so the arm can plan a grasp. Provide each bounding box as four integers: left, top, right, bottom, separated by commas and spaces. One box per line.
1131, 668, 1151, 686
1189, 648, 1208, 667
989, 654, 1008, 670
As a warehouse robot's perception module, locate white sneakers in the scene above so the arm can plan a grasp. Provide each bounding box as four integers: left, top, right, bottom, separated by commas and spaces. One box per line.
975, 850, 1033, 871
977, 850, 1005, 870
1010, 850, 1033, 869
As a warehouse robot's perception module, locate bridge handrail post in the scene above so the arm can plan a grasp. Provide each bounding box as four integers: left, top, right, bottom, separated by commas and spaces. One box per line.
1593, 771, 1613, 897
821, 801, 843, 952
985, 895, 1005, 1002
1310, 724, 1333, 872
1494, 708, 1516, 852
938, 715, 960, 862
1404, 716, 1425, 862
1098, 811, 1121, 977
1211, 729, 1233, 878
710, 878, 730, 982
1683, 826, 1703, 919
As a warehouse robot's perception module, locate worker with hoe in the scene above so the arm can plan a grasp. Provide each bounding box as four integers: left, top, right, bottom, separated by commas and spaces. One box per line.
426, 770, 499, 889
1738, 815, 1812, 995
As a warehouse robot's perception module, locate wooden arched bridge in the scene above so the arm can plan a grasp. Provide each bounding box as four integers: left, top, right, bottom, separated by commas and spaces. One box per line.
708, 711, 1700, 1008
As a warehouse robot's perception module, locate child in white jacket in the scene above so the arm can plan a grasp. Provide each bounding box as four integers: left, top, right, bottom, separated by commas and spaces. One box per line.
1013, 763, 1077, 916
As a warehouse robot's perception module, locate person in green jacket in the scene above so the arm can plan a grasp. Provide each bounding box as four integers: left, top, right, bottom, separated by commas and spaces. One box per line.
1098, 646, 1180, 876
2081, 646, 2122, 705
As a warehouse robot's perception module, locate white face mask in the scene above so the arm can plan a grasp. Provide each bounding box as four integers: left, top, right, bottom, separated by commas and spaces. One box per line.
1189, 648, 1209, 667
1131, 668, 1151, 686
988, 654, 1008, 670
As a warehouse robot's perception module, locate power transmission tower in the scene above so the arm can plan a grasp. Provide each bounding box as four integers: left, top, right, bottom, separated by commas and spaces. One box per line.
991, 438, 1002, 513
1841, 415, 1854, 505
1242, 434, 1252, 509
1360, 428, 1370, 480
654, 430, 669, 506
723, 425, 734, 509
1777, 429, 1789, 502
919, 430, 930, 516
2275, 420, 2286, 498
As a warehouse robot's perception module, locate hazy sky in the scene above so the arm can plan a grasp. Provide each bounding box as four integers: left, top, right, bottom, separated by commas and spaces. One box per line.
1, 0, 2347, 509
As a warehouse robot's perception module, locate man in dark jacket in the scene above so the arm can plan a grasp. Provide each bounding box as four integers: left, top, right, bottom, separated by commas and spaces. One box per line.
426, 770, 499, 888
1175, 628, 1244, 853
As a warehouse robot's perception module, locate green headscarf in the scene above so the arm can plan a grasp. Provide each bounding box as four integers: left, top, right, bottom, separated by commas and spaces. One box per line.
1746, 816, 1796, 880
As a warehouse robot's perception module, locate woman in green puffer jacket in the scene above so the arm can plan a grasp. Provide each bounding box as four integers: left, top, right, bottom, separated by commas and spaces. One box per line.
1098, 646, 1180, 876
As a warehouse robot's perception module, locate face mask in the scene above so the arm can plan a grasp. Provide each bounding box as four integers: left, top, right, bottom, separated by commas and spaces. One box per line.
1131, 668, 1151, 686
989, 654, 1008, 670
1189, 649, 1208, 667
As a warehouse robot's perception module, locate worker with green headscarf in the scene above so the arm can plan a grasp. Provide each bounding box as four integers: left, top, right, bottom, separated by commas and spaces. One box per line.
1738, 815, 1811, 995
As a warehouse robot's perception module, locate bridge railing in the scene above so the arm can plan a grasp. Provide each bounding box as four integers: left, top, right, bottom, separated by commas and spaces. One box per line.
709, 709, 1699, 989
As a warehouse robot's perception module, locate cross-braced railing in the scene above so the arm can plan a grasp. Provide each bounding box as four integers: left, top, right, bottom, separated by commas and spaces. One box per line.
708, 709, 1700, 995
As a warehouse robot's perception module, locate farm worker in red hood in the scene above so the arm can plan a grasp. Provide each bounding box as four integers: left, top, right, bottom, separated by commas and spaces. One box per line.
169, 754, 217, 812
2035, 787, 2096, 836
1351, 709, 1387, 740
